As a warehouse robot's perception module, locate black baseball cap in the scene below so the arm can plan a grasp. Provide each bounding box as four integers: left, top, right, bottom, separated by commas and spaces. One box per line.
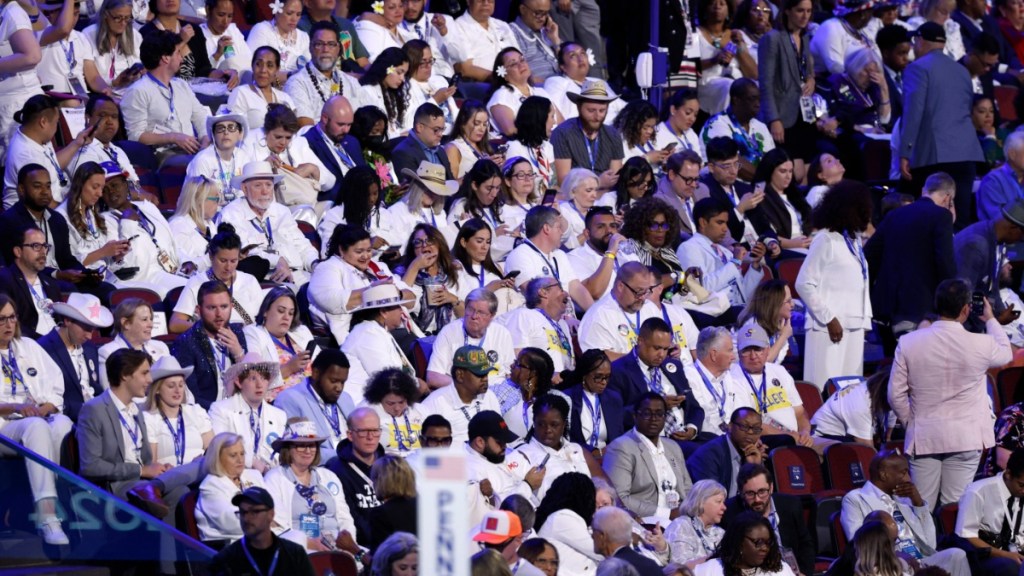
913, 22, 946, 43
231, 487, 275, 509
468, 410, 519, 443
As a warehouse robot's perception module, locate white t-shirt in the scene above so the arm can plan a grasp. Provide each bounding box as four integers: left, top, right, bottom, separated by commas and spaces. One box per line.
656, 301, 700, 365
486, 85, 552, 134
143, 404, 214, 465
245, 21, 310, 73
227, 84, 296, 133
730, 361, 802, 433
567, 242, 639, 300
652, 121, 705, 163
427, 318, 515, 386
201, 22, 251, 72
37, 30, 95, 94
418, 383, 503, 444
185, 147, 254, 204
503, 240, 579, 290
501, 307, 574, 373
810, 380, 874, 440
577, 294, 660, 356
0, 2, 44, 96
3, 129, 69, 208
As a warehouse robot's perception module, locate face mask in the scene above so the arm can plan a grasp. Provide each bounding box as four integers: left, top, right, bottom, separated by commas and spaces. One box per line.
365, 134, 387, 151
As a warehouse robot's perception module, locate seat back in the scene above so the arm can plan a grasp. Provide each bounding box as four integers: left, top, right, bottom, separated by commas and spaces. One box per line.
308, 551, 359, 576
774, 258, 804, 300
815, 494, 844, 556
936, 502, 958, 536
997, 366, 1024, 411
110, 287, 163, 308
175, 488, 201, 540
413, 336, 437, 380
823, 376, 864, 400
831, 510, 848, 556
297, 220, 321, 254
824, 443, 876, 491
769, 445, 826, 495
794, 381, 823, 419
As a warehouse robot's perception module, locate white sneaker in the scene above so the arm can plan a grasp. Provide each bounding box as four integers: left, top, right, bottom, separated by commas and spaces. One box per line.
39, 518, 69, 546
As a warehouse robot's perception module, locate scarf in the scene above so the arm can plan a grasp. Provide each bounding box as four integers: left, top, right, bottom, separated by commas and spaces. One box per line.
412, 269, 453, 334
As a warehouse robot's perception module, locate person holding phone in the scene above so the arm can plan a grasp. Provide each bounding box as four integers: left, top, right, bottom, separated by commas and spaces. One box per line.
243, 287, 321, 401
615, 101, 674, 171
396, 223, 463, 335
55, 162, 132, 283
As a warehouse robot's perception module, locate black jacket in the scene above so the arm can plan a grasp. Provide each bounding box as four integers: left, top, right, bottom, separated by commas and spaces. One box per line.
301, 126, 366, 203
0, 263, 62, 339
37, 328, 102, 422
325, 439, 386, 544
367, 496, 417, 552
210, 534, 315, 576
566, 384, 626, 450
608, 353, 705, 433
613, 546, 664, 576
391, 135, 455, 182
0, 202, 83, 273
722, 493, 816, 576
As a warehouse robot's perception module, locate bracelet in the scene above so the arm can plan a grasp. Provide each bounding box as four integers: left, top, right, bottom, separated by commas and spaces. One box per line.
603, 251, 617, 260
879, 100, 890, 105
28, 12, 39, 22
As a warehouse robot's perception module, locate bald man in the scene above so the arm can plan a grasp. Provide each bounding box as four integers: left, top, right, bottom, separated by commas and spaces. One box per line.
302, 95, 366, 204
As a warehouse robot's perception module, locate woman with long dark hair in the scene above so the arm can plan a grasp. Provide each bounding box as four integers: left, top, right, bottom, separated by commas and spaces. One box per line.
486, 46, 559, 137
317, 166, 402, 258
505, 95, 558, 193
736, 279, 795, 363
452, 218, 514, 300
449, 159, 516, 261
351, 105, 401, 201
358, 47, 421, 138
695, 511, 794, 576
55, 162, 129, 275
443, 100, 497, 180
750, 148, 812, 250
610, 156, 656, 214
811, 368, 894, 446
396, 223, 462, 334
535, 472, 602, 574
614, 100, 672, 170
499, 348, 563, 438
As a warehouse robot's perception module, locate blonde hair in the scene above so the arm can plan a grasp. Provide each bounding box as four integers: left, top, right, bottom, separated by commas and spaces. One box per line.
371, 455, 417, 500
203, 432, 244, 477
142, 374, 186, 413
174, 176, 222, 228
111, 297, 153, 336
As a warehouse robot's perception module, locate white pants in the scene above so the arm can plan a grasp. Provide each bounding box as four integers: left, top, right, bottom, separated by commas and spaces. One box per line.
922, 547, 970, 576
802, 327, 866, 391
910, 450, 982, 509
1, 414, 74, 502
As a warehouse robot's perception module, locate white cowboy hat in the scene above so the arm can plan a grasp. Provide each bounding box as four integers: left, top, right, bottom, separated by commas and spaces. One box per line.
350, 284, 415, 313
400, 161, 458, 197
566, 79, 619, 104
270, 418, 327, 451
206, 107, 248, 144
223, 352, 281, 393
150, 355, 194, 382
230, 161, 284, 189
51, 293, 113, 329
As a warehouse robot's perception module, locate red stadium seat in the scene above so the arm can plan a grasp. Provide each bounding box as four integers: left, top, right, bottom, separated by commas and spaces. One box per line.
774, 258, 803, 301
769, 445, 829, 494
936, 502, 958, 536
176, 489, 201, 540
308, 551, 358, 576
824, 443, 876, 491
996, 85, 1019, 123
413, 336, 437, 380
831, 510, 848, 556
997, 366, 1024, 411
794, 381, 823, 420
109, 287, 162, 308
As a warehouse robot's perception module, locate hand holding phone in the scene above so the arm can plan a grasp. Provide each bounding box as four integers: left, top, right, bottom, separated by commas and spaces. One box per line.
305, 340, 317, 356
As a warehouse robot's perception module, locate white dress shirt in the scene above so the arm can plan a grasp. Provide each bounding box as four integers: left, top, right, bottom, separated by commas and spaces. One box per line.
227, 83, 297, 132
240, 127, 335, 194
684, 359, 753, 435
217, 197, 320, 282
676, 233, 764, 307
397, 12, 456, 77
110, 391, 143, 465
955, 474, 1024, 548
447, 13, 519, 71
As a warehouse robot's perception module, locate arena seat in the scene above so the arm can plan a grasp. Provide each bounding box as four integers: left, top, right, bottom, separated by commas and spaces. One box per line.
794, 381, 823, 420
823, 443, 875, 491
308, 551, 359, 576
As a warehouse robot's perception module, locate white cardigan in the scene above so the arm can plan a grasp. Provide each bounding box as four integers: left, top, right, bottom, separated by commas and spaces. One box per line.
196, 469, 266, 541
241, 324, 321, 393
263, 465, 357, 549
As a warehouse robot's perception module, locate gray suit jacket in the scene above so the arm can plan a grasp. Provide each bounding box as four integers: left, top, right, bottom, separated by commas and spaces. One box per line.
77, 389, 152, 497
273, 380, 355, 462
602, 429, 693, 518
759, 29, 812, 129
900, 50, 984, 168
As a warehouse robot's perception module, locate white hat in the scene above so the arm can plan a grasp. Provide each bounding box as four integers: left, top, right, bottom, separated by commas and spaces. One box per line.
566, 79, 619, 104
150, 355, 194, 382
351, 284, 415, 313
400, 161, 458, 197
230, 161, 283, 189
51, 293, 113, 329
206, 107, 248, 144
271, 418, 328, 451
223, 352, 280, 393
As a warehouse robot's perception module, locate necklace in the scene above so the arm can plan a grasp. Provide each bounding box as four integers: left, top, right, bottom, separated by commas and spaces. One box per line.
306, 62, 341, 104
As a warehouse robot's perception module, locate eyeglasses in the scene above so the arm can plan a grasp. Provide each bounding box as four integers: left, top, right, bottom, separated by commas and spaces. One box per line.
511, 171, 536, 180
423, 435, 454, 446
621, 281, 654, 298
679, 176, 699, 185
418, 123, 445, 135
732, 422, 763, 434
636, 409, 667, 419
647, 221, 670, 231
106, 13, 132, 22
742, 488, 771, 499
312, 41, 340, 49
21, 243, 51, 252
524, 6, 549, 18
235, 507, 271, 518
291, 444, 318, 451
0, 315, 17, 325
352, 427, 384, 437
214, 124, 241, 134
628, 179, 653, 190
745, 537, 771, 549
712, 161, 740, 172
412, 238, 437, 247
418, 58, 436, 67
588, 373, 610, 383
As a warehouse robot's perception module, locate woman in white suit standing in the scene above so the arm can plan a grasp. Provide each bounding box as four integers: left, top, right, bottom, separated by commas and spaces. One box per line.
196, 432, 266, 542
243, 286, 320, 402
795, 181, 873, 390
535, 472, 603, 575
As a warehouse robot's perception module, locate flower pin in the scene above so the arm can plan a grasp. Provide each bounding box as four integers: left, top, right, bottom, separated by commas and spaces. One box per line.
372, 0, 384, 14
387, 65, 398, 76
586, 48, 596, 66
269, 0, 285, 14
496, 65, 507, 78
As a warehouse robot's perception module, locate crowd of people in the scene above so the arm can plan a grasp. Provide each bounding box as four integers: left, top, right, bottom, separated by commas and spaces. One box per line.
5, 0, 1024, 574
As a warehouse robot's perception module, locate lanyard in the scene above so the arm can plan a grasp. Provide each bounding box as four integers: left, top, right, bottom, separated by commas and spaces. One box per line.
294, 470, 327, 515
241, 537, 280, 576
463, 324, 488, 350
270, 333, 295, 355
541, 311, 573, 361
477, 263, 487, 289
320, 125, 354, 168
842, 232, 867, 280
663, 121, 692, 150
567, 200, 587, 222
741, 367, 768, 414
660, 304, 678, 345
392, 411, 415, 451
694, 363, 726, 420
44, 148, 68, 187
147, 73, 176, 117
2, 348, 25, 397
636, 350, 664, 395
212, 340, 229, 373
249, 404, 263, 454
163, 410, 186, 466
26, 279, 50, 311
458, 400, 482, 422
691, 517, 718, 554
118, 408, 141, 459
307, 381, 341, 437
481, 206, 498, 229
524, 240, 559, 281
787, 31, 807, 82
61, 39, 77, 71
118, 334, 141, 351
527, 145, 552, 188
581, 392, 602, 447
622, 310, 641, 337
215, 152, 236, 198
421, 207, 437, 227
251, 217, 274, 248
579, 120, 599, 171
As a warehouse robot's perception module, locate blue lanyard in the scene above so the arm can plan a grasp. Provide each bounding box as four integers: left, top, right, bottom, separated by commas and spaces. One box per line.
249, 404, 263, 453
622, 310, 640, 336
660, 304, 677, 345
579, 120, 599, 171
524, 240, 560, 281
694, 363, 726, 420
635, 350, 664, 395
163, 411, 186, 466
147, 73, 176, 117
663, 121, 692, 150
321, 125, 354, 168
741, 367, 768, 414
521, 401, 531, 432
213, 341, 229, 373
2, 349, 25, 397
117, 408, 141, 458
421, 207, 437, 227
215, 152, 236, 201
463, 324, 487, 350
241, 537, 280, 576
541, 311, 573, 361
44, 148, 68, 188
392, 411, 415, 451
842, 232, 867, 280
251, 218, 274, 248
119, 334, 140, 351
269, 333, 295, 355
481, 206, 498, 229
61, 39, 77, 70
26, 280, 49, 310
581, 392, 602, 447
477, 263, 487, 288
307, 381, 340, 436
567, 200, 587, 222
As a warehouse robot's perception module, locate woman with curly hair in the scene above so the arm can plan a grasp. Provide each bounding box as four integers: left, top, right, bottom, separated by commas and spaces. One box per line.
610, 156, 656, 214
736, 280, 795, 363
443, 100, 497, 180
536, 472, 602, 574
363, 368, 427, 455
751, 148, 812, 251
487, 46, 560, 137
317, 166, 402, 258
505, 95, 558, 192
695, 511, 794, 576
359, 47, 423, 138
56, 162, 130, 275
396, 223, 463, 334
449, 159, 517, 261
795, 180, 873, 390
614, 100, 673, 170
620, 196, 684, 277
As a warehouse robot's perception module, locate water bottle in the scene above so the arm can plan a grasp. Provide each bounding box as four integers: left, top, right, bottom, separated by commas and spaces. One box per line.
223, 44, 235, 59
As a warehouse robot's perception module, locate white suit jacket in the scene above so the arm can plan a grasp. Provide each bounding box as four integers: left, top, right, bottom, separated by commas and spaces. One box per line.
795, 231, 872, 331
841, 480, 937, 554
196, 469, 266, 541
208, 394, 287, 468
0, 338, 64, 425
538, 509, 602, 575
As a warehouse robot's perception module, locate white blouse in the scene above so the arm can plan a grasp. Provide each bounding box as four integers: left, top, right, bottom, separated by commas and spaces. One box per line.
227, 83, 297, 134
54, 201, 118, 273
245, 21, 310, 73
143, 403, 213, 466
167, 216, 214, 273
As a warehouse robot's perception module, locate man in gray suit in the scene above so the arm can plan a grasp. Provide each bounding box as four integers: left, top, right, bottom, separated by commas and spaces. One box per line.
274, 349, 356, 462
899, 21, 984, 230
654, 149, 710, 240
602, 393, 693, 521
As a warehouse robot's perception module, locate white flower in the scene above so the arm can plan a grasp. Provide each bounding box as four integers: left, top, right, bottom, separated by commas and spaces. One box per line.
586, 48, 596, 66
496, 65, 507, 78
269, 0, 284, 14
387, 65, 398, 76
372, 0, 384, 14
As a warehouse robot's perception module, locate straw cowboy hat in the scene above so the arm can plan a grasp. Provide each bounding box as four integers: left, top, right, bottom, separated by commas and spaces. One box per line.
230, 161, 284, 189
401, 161, 458, 197
566, 79, 619, 104
350, 284, 415, 313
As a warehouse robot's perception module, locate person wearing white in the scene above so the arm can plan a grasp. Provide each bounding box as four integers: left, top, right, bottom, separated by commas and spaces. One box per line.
426, 290, 516, 389
578, 262, 661, 360
699, 107, 775, 169
317, 197, 404, 259
186, 111, 254, 204
954, 454, 1024, 561
99, 299, 172, 389
53, 175, 125, 280
228, 46, 297, 131
68, 95, 141, 186
171, 260, 264, 332
487, 82, 554, 137
339, 285, 419, 405
647, 282, 701, 366
501, 277, 575, 373
464, 412, 538, 529
243, 317, 319, 400
36, 14, 99, 97
397, 4, 456, 78
506, 429, 591, 502
567, 208, 637, 301
537, 506, 602, 575
195, 432, 267, 542
359, 76, 425, 138
218, 162, 320, 285
0, 296, 72, 545
389, 162, 457, 250
284, 45, 362, 123
684, 327, 753, 436
244, 3, 310, 74
240, 123, 335, 195
3, 106, 75, 209
81, 17, 143, 96
362, 373, 427, 456
142, 357, 213, 465
200, 6, 251, 74
418, 346, 503, 444
208, 354, 288, 472
652, 100, 706, 163
810, 14, 876, 76
167, 176, 221, 274
557, 168, 603, 250
810, 378, 879, 445
0, 0, 45, 162
503, 205, 593, 309
446, 1, 519, 76
355, 3, 405, 62
543, 42, 625, 124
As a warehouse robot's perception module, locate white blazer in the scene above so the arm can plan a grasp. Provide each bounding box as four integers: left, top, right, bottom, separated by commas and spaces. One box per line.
795, 230, 872, 332
196, 469, 266, 541
242, 324, 321, 393
263, 465, 357, 548
0, 338, 64, 426
538, 509, 602, 575
208, 395, 287, 468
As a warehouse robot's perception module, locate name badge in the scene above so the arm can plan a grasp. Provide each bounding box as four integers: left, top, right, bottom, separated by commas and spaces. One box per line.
299, 513, 320, 539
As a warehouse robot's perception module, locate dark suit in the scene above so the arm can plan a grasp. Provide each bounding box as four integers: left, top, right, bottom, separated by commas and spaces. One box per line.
865, 197, 956, 330
0, 263, 62, 339
722, 494, 815, 576
37, 328, 101, 422
953, 9, 1021, 69
566, 384, 626, 450
883, 66, 904, 131
0, 202, 83, 273
613, 546, 663, 576
699, 174, 770, 245
759, 185, 810, 239
171, 322, 248, 410
608, 353, 705, 433
301, 125, 366, 203
686, 434, 739, 495
391, 134, 455, 182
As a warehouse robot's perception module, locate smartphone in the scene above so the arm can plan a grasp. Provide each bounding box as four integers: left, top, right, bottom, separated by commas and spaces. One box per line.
125, 235, 139, 243
448, 72, 462, 88
538, 454, 551, 469
724, 42, 738, 55
503, 270, 521, 281
662, 142, 677, 152
305, 340, 317, 356
971, 291, 985, 316
494, 143, 509, 155
542, 188, 558, 206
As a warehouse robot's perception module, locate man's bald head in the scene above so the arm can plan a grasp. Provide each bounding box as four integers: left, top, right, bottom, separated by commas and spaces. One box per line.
321, 95, 354, 142
864, 510, 897, 541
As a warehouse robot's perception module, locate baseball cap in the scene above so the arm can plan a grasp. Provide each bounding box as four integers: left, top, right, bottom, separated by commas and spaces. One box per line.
912, 22, 946, 43
453, 345, 492, 376
468, 410, 519, 444
472, 511, 523, 544
737, 323, 770, 351
231, 487, 275, 509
